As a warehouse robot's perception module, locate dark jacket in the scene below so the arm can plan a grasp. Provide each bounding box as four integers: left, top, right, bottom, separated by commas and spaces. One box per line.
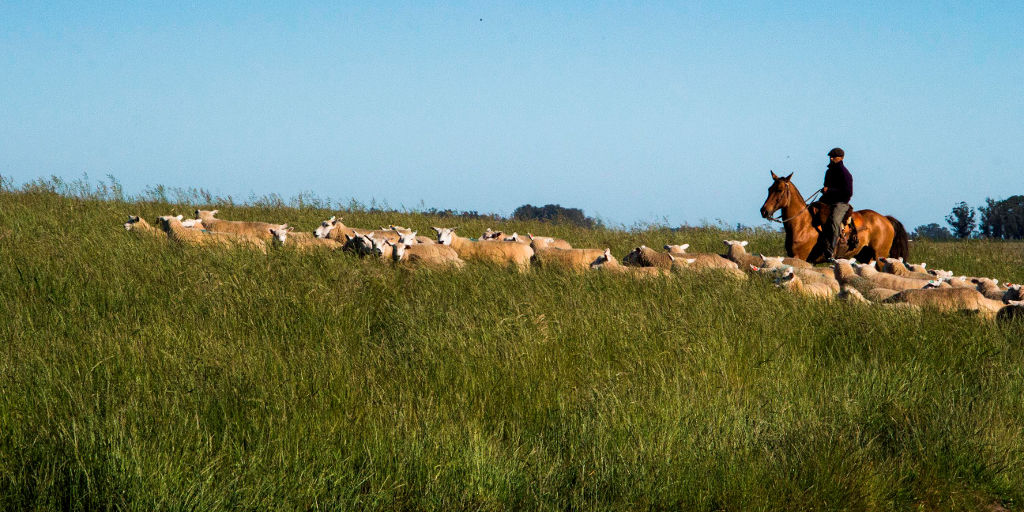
821, 161, 853, 204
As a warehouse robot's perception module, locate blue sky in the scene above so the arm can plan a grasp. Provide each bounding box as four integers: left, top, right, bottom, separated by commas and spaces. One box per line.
2, 2, 1021, 228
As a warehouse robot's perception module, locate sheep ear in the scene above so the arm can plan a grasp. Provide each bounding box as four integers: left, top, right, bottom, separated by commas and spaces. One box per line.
451, 226, 459, 232
1009, 300, 1024, 306
686, 258, 696, 264
920, 263, 927, 268
176, 215, 184, 221
286, 226, 294, 233
663, 245, 671, 250
682, 244, 689, 250
211, 210, 219, 215
898, 257, 904, 262
722, 240, 731, 246
344, 234, 353, 242
740, 241, 748, 247
411, 231, 417, 237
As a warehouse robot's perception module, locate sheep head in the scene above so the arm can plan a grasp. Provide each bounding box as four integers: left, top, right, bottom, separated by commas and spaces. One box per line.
664, 243, 689, 255
435, 227, 458, 245
195, 209, 218, 222
269, 224, 292, 243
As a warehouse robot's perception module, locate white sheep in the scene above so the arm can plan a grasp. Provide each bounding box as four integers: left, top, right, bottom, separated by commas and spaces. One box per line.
124, 215, 165, 238
433, 227, 534, 272
159, 215, 266, 253
269, 225, 342, 250
852, 261, 937, 291
773, 267, 836, 300
663, 243, 690, 255
527, 233, 572, 250
387, 241, 465, 268
194, 209, 281, 240
883, 287, 1007, 319
878, 257, 934, 280
623, 245, 676, 269
590, 249, 671, 277
531, 247, 608, 272
722, 240, 764, 269
831, 259, 901, 302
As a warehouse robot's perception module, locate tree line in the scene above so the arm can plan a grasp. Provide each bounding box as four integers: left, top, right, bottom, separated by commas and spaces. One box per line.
913, 195, 1024, 240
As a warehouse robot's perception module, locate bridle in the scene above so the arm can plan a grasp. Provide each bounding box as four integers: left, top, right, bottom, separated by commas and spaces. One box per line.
764, 181, 823, 224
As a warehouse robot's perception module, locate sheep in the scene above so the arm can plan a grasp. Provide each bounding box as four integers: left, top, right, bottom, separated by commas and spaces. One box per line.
531, 247, 607, 272
773, 267, 836, 300
971, 278, 1002, 300
341, 232, 374, 255
387, 240, 465, 269
852, 260, 936, 291
831, 259, 902, 302
433, 227, 534, 272
907, 262, 928, 273
722, 240, 764, 270
194, 209, 280, 240
1003, 284, 1022, 303
315, 216, 351, 239
527, 233, 572, 250
942, 275, 977, 289
480, 228, 505, 241
158, 215, 266, 253
268, 225, 342, 250
623, 245, 675, 269
590, 249, 671, 277
314, 215, 382, 241
124, 215, 166, 238
997, 300, 1024, 323
757, 253, 814, 269
668, 247, 742, 273
663, 243, 690, 255
751, 261, 837, 291
878, 257, 934, 280
882, 287, 1007, 319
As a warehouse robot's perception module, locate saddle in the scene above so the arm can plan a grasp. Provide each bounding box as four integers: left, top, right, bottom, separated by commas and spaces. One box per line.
808, 202, 859, 252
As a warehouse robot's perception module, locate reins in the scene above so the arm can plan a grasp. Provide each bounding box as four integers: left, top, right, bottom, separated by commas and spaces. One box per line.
765, 187, 823, 224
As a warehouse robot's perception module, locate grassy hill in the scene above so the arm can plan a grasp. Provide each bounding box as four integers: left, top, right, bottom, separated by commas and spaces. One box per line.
2, 179, 1023, 510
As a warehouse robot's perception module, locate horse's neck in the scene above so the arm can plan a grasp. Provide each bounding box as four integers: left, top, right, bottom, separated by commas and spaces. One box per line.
782, 185, 811, 226
781, 184, 813, 245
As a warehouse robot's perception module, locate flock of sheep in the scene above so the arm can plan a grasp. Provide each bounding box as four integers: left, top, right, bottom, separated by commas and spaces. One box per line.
123, 209, 1024, 322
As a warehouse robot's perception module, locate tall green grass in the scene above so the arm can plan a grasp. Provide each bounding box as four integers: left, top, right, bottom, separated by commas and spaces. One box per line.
1, 181, 1023, 510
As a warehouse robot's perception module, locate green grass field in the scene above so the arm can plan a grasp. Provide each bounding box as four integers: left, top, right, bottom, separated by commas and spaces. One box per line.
2, 179, 1023, 510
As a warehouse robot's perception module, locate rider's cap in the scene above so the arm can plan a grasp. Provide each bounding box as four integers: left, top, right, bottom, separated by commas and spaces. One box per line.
828, 147, 845, 157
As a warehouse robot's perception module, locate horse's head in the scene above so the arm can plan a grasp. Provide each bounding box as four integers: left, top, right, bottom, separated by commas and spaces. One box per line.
760, 171, 794, 219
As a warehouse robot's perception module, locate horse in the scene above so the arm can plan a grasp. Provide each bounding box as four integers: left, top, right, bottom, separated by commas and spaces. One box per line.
759, 171, 909, 263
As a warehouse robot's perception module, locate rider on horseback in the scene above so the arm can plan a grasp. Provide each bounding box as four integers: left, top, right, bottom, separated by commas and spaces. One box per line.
821, 147, 853, 260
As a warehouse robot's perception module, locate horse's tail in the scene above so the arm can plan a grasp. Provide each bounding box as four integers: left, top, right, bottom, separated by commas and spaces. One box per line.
886, 216, 910, 260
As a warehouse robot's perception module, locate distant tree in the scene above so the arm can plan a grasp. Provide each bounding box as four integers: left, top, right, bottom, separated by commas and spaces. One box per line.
945, 201, 976, 239
979, 195, 1024, 239
912, 223, 953, 241
512, 203, 597, 228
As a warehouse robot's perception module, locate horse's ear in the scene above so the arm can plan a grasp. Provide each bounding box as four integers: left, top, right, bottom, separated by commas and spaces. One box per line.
783, 173, 793, 181
770, 170, 780, 180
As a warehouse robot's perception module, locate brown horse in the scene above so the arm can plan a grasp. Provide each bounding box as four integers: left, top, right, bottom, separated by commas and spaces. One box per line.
759, 171, 909, 263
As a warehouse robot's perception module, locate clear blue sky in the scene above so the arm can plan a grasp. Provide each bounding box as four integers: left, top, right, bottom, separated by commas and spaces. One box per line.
2, 2, 1021, 228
